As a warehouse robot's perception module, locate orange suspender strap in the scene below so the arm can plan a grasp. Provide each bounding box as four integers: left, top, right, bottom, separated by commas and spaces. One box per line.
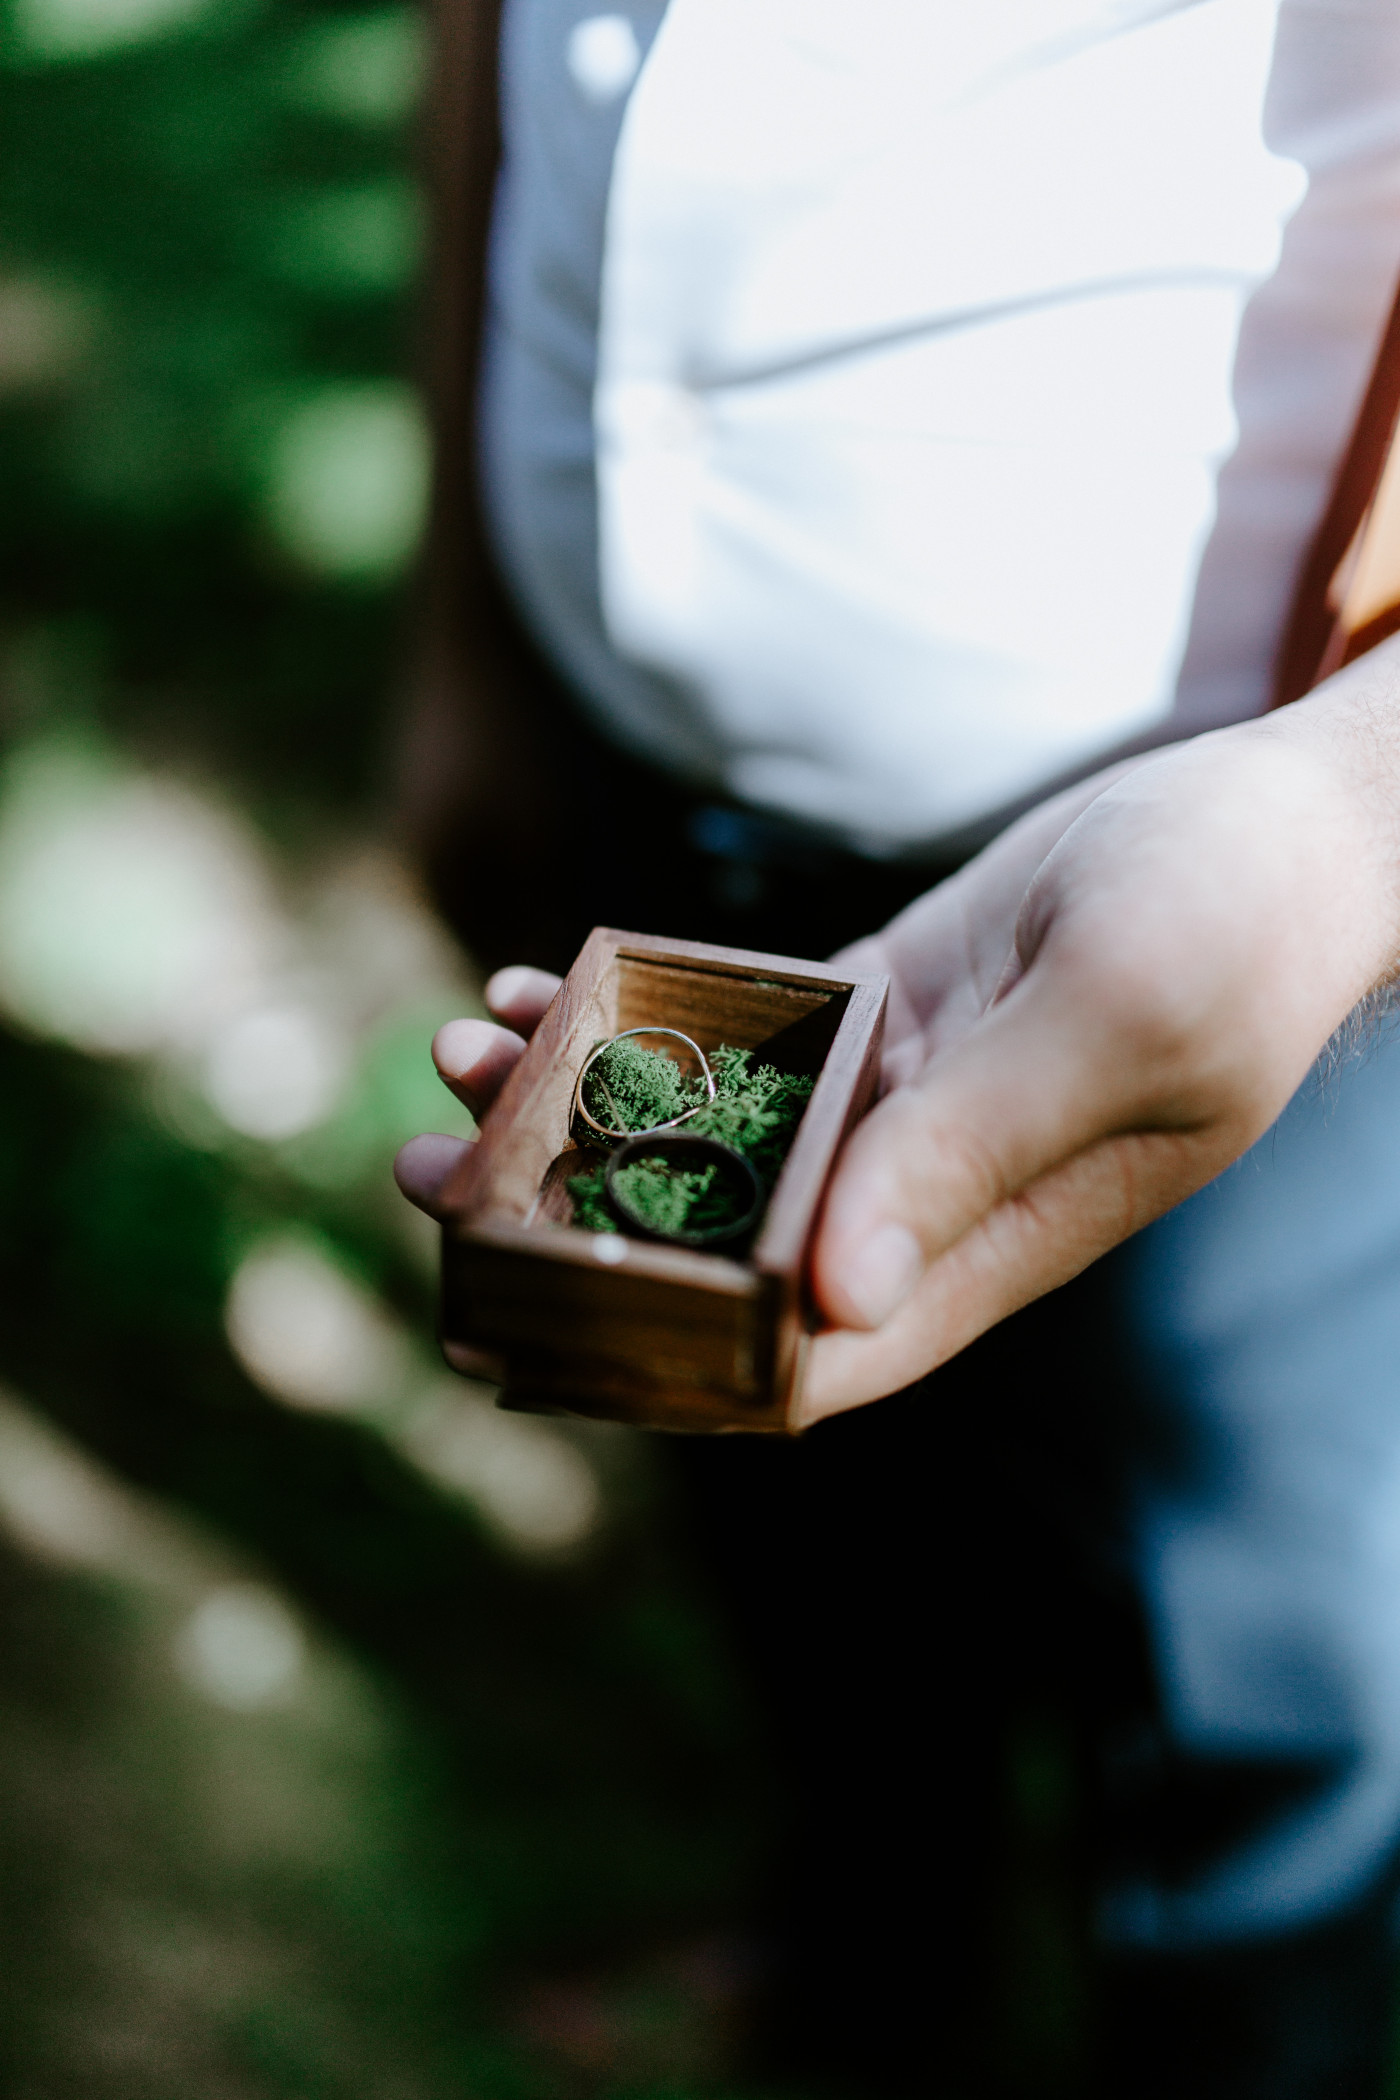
1274, 277, 1400, 707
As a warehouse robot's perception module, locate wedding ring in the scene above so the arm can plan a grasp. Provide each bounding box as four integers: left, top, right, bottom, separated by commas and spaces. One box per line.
571, 1027, 716, 1148
603, 1132, 763, 1247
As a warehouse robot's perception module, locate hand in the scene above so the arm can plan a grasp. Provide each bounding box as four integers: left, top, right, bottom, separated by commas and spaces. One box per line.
397, 642, 1400, 1430
394, 963, 563, 1214
805, 641, 1400, 1421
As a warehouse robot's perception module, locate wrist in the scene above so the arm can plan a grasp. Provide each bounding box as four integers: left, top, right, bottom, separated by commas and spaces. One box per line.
1270, 632, 1400, 996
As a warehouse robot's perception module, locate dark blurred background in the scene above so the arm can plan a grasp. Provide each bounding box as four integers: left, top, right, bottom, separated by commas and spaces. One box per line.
0, 5, 1089, 2094
0, 3, 781, 2092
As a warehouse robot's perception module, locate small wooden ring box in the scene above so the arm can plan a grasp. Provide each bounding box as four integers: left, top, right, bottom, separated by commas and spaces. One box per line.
437, 929, 889, 1433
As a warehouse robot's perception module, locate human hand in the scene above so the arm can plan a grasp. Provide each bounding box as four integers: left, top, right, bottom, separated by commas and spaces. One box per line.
802, 643, 1400, 1423
394, 963, 564, 1215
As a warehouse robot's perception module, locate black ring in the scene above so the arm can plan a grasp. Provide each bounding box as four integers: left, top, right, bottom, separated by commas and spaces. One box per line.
603, 1133, 764, 1248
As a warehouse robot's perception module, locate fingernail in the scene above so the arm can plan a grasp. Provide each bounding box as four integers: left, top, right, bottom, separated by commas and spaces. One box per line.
432, 1017, 498, 1081
842, 1222, 923, 1328
486, 965, 534, 1009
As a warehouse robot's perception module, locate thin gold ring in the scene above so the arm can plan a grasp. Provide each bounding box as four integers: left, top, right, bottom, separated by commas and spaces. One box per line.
571, 1027, 716, 1148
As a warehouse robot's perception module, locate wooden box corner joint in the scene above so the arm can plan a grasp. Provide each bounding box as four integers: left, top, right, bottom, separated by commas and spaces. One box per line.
436, 928, 888, 1434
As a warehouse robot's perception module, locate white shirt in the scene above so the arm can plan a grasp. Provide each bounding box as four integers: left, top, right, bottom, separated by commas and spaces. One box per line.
482, 0, 1400, 852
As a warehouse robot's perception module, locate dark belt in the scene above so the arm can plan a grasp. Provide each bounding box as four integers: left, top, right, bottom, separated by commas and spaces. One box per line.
423, 641, 966, 972
672, 792, 963, 959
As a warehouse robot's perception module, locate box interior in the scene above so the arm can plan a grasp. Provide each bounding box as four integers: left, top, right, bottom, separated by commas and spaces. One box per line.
528, 950, 850, 1242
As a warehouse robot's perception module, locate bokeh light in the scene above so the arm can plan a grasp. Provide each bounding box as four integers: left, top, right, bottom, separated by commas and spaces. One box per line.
286, 8, 423, 127
11, 0, 216, 62
175, 1585, 306, 1710
399, 1381, 604, 1554
0, 740, 276, 1055
263, 382, 430, 580
225, 1232, 415, 1414
203, 1004, 350, 1140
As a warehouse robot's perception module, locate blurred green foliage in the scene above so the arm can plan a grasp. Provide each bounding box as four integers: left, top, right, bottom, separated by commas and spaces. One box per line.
0, 0, 425, 804
0, 5, 774, 2093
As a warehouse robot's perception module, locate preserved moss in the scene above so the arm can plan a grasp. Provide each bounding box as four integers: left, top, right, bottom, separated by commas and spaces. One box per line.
570, 1040, 814, 1241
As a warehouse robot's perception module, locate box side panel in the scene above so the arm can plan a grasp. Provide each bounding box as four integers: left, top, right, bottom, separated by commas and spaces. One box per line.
757, 978, 888, 1280
439, 928, 621, 1224
444, 1233, 767, 1400
501, 1357, 791, 1434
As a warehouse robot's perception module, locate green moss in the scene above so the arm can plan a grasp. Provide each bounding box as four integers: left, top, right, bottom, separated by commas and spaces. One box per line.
589, 1155, 735, 1240
578, 1031, 694, 1136
570, 1040, 815, 1244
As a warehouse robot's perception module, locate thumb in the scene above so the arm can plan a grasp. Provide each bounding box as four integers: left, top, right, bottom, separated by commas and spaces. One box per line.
811, 973, 1141, 1330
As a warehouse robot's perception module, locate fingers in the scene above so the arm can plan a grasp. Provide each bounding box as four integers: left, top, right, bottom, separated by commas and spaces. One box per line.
442, 1339, 509, 1381
485, 965, 562, 1033
405, 969, 555, 1216
797, 1123, 1215, 1426
429, 967, 560, 1117
394, 1133, 472, 1218
432, 1017, 529, 1115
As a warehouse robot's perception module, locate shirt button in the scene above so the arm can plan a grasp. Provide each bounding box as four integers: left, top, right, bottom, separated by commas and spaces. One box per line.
566, 14, 641, 103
